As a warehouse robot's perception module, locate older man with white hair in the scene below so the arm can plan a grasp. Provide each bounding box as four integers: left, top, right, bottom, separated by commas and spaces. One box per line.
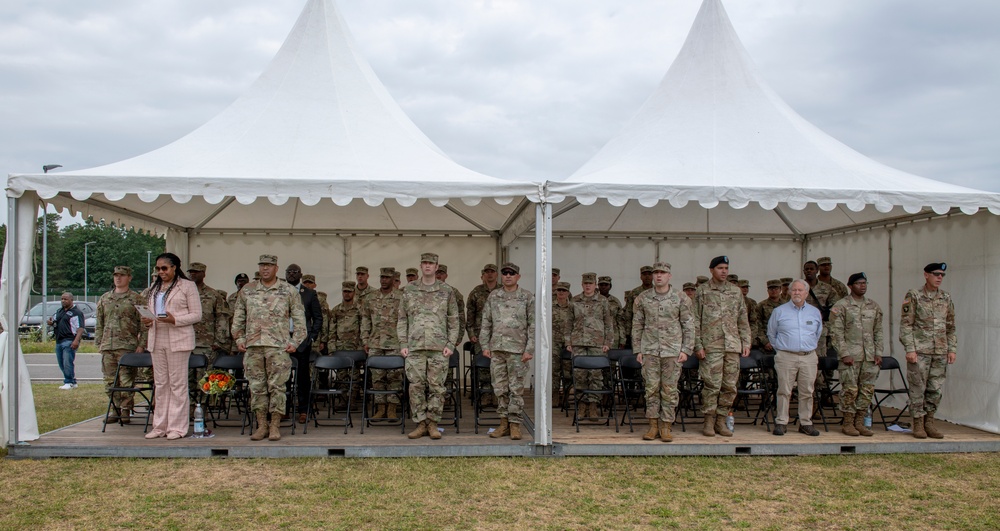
767, 279, 823, 436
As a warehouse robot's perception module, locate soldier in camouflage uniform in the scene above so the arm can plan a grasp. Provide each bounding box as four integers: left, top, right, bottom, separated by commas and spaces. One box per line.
900, 262, 957, 439
552, 282, 575, 405
393, 270, 402, 291
186, 262, 229, 393
398, 253, 461, 440
406, 267, 418, 284
96, 266, 148, 423
466, 264, 499, 400
231, 254, 306, 441
693, 255, 751, 437
817, 256, 849, 300
598, 276, 625, 349
355, 266, 376, 305
435, 264, 465, 348
632, 262, 695, 442
696, 275, 709, 287
739, 280, 759, 349
756, 279, 784, 352
727, 274, 739, 285
225, 273, 250, 355
569, 272, 614, 419
622, 266, 654, 348
779, 277, 793, 303
682, 282, 697, 300
360, 268, 404, 419
330, 281, 362, 351
481, 262, 535, 440
804, 260, 840, 396
828, 272, 883, 437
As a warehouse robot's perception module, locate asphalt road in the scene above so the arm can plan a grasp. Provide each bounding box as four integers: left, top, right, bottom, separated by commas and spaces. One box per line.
23, 352, 104, 382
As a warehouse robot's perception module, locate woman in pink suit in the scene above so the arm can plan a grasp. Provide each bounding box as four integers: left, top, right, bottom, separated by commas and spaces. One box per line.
142, 253, 202, 440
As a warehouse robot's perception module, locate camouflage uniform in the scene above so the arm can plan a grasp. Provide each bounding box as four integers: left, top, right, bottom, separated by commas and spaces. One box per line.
480, 285, 535, 423
231, 279, 307, 414
96, 287, 148, 413
191, 282, 229, 390
632, 286, 694, 423
755, 297, 783, 348
900, 287, 956, 418
226, 290, 242, 353
821, 277, 849, 300
552, 286, 575, 396
330, 299, 362, 351
398, 278, 460, 424
829, 295, 883, 414
570, 290, 614, 403
693, 279, 751, 416
467, 280, 500, 386
314, 290, 330, 354
361, 289, 404, 404
622, 281, 652, 347
602, 292, 625, 349
806, 280, 839, 391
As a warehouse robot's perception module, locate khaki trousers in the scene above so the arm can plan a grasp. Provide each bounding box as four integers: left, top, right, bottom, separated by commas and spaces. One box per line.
775, 349, 817, 426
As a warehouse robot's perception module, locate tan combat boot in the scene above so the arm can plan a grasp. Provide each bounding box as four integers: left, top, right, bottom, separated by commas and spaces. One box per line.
510, 423, 522, 440
841, 412, 860, 436
715, 413, 733, 437
372, 404, 386, 419
427, 420, 442, 440
268, 411, 282, 441
855, 413, 873, 437
924, 413, 944, 439
407, 420, 428, 439
702, 414, 716, 437
386, 403, 398, 419
589, 402, 600, 419
912, 416, 927, 439
250, 411, 269, 441
120, 409, 131, 425
642, 418, 659, 441
490, 418, 510, 438
659, 420, 673, 443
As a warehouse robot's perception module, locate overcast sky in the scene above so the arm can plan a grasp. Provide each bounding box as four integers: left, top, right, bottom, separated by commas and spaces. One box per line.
2, 0, 998, 226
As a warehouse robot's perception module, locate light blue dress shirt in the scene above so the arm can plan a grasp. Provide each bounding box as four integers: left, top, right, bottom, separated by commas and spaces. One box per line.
767, 301, 823, 353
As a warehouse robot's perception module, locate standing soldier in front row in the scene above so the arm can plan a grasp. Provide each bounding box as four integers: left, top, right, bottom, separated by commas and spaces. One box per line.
398, 253, 461, 440
900, 262, 957, 439
480, 262, 534, 440
569, 272, 614, 419
693, 256, 751, 437
96, 266, 148, 424
632, 262, 694, 442
231, 254, 306, 442
828, 272, 883, 437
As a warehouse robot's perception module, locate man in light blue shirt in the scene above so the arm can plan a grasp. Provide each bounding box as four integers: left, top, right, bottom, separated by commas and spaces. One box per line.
767, 279, 823, 436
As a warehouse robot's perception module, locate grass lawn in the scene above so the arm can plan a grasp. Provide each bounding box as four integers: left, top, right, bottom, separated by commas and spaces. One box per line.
2, 384, 999, 529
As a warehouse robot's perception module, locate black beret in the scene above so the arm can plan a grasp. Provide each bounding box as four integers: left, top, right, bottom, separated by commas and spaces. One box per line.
234, 273, 249, 282
709, 255, 729, 269
848, 272, 867, 285
924, 262, 947, 273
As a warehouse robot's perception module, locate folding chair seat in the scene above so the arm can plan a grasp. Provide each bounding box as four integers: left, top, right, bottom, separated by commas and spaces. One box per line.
472, 354, 499, 433
606, 348, 631, 410
305, 355, 354, 434
102, 352, 155, 433
331, 350, 366, 409
733, 355, 772, 430
873, 356, 910, 430
440, 351, 462, 432
676, 354, 702, 431
208, 353, 250, 433
461, 341, 475, 397
814, 355, 842, 432
360, 355, 407, 434
188, 353, 208, 405
617, 353, 644, 432
571, 355, 617, 432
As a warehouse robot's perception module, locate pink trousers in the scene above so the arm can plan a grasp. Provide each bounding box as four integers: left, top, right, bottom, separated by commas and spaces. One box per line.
150, 340, 191, 437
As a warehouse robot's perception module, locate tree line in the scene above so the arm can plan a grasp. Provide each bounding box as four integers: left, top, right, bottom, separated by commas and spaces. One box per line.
1, 214, 166, 300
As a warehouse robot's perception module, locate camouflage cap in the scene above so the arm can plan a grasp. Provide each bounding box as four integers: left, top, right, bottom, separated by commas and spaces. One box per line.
342, 281, 357, 291
738, 279, 749, 288
437, 264, 448, 274
582, 272, 597, 284
301, 274, 316, 283
652, 262, 671, 273
406, 267, 418, 276
640, 265, 654, 273
696, 275, 709, 285
482, 263, 498, 272
253, 272, 261, 280
356, 266, 369, 274
682, 282, 696, 290
556, 281, 571, 291
817, 256, 832, 265
258, 254, 278, 265
113, 265, 132, 276
766, 279, 781, 288
393, 271, 401, 279
420, 252, 439, 264
597, 275, 612, 284
780, 277, 793, 285
187, 262, 207, 272
727, 274, 739, 282
380, 267, 395, 277
218, 290, 228, 299
552, 268, 561, 276
500, 262, 520, 274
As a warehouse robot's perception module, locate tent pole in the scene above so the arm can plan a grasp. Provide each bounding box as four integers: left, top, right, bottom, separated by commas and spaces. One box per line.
533, 202, 552, 447
887, 228, 895, 358
6, 196, 20, 446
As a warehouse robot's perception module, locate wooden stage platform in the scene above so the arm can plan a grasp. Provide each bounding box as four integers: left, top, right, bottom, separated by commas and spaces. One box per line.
9, 395, 1000, 459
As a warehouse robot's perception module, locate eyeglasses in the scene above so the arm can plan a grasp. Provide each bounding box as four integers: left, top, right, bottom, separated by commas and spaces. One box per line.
155, 266, 171, 272
501, 270, 517, 276
930, 272, 946, 277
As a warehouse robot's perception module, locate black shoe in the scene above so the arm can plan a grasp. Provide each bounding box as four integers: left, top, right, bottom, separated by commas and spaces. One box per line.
798, 424, 820, 436
773, 424, 786, 436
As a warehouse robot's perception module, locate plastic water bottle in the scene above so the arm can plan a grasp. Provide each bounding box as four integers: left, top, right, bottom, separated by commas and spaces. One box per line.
726, 412, 735, 432
193, 403, 205, 437
864, 406, 873, 429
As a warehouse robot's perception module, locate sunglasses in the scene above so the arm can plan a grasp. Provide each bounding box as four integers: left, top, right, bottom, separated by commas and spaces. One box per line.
155, 266, 172, 272
930, 272, 946, 277
501, 270, 517, 276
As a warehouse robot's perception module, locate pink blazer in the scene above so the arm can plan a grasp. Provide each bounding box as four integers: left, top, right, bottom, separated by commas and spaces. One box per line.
145, 277, 202, 353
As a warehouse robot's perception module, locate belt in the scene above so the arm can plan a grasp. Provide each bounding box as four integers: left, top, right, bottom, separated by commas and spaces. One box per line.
778, 349, 814, 356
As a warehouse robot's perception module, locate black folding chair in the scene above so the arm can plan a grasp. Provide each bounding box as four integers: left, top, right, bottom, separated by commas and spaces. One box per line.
617, 354, 644, 432
332, 349, 366, 410
571, 356, 617, 432
472, 354, 499, 433
676, 355, 702, 431
874, 356, 910, 430
441, 352, 462, 432
102, 352, 154, 433
360, 355, 407, 434
461, 341, 475, 397
305, 355, 354, 434
559, 348, 574, 416
188, 353, 208, 405
814, 355, 842, 432
207, 353, 251, 433
734, 355, 772, 430
606, 348, 631, 412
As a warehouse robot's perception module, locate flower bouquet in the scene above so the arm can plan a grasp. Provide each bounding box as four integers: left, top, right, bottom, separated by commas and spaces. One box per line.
199, 370, 236, 395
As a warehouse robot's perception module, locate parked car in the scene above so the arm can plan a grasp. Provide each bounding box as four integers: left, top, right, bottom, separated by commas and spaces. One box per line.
19, 301, 98, 340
